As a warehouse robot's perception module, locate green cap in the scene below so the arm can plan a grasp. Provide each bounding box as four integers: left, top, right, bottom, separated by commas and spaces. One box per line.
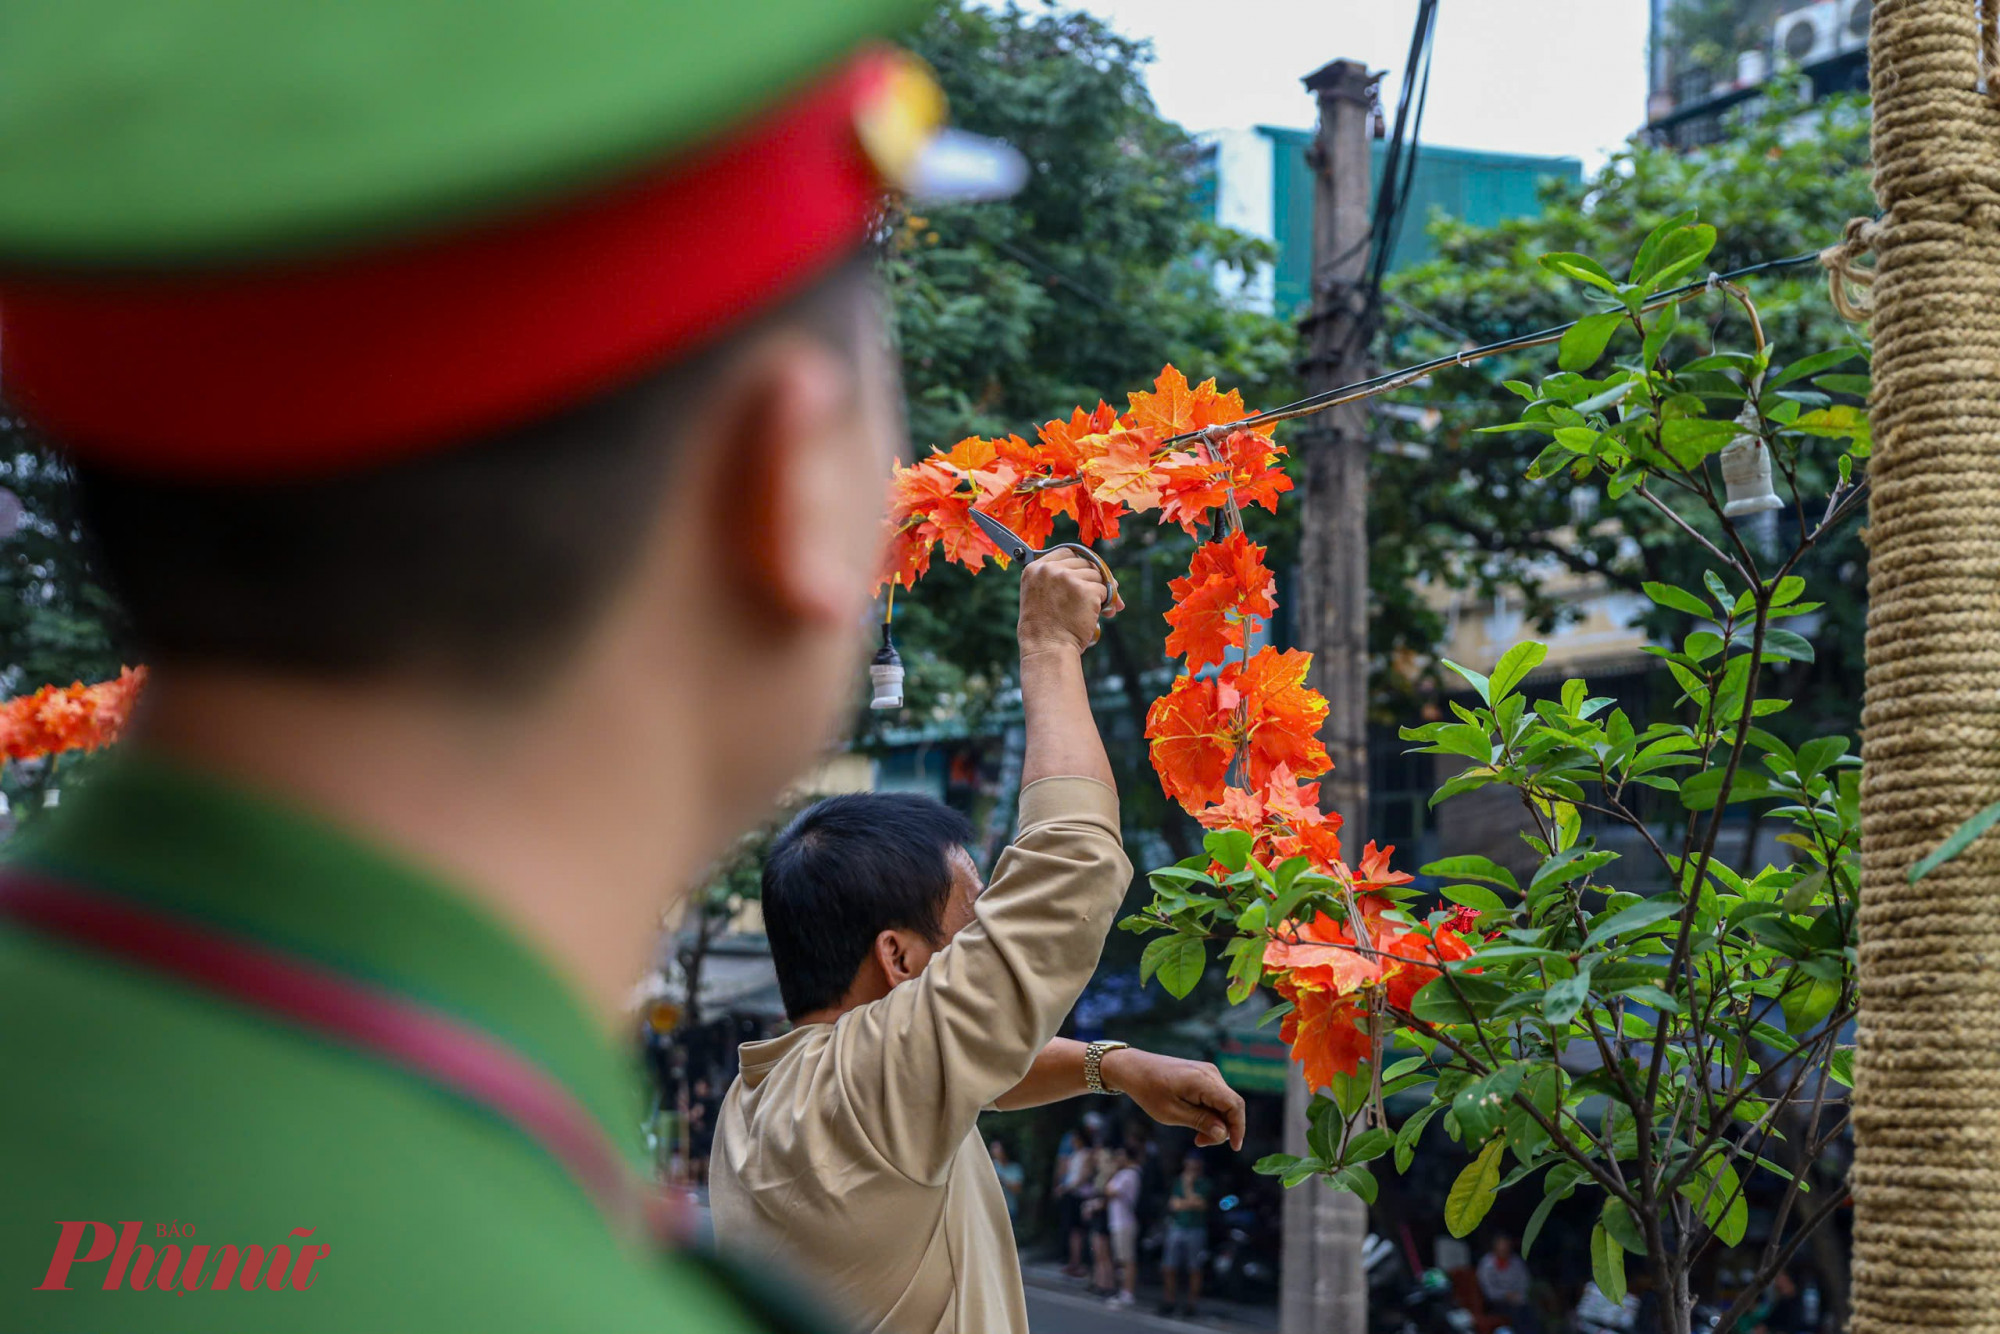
0, 0, 932, 266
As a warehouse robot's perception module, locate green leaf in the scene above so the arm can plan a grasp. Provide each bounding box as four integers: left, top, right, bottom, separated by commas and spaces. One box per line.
1255, 1000, 1294, 1030
1629, 210, 1700, 284
1145, 935, 1207, 999
1421, 855, 1520, 893
1680, 1155, 1749, 1246
1602, 1198, 1646, 1255
1539, 251, 1621, 294
1440, 658, 1492, 703
1639, 222, 1717, 293
1489, 642, 1550, 702
1147, 866, 1216, 892
1453, 1065, 1525, 1144
1409, 974, 1509, 1024
1782, 972, 1842, 1033
1329, 1067, 1371, 1119
1559, 311, 1625, 372
1591, 1222, 1627, 1305
1759, 629, 1817, 663
1582, 897, 1685, 950
1445, 1137, 1506, 1238
1644, 581, 1713, 619
1542, 968, 1592, 1026
1768, 346, 1862, 391
1253, 1152, 1302, 1177
1344, 1128, 1394, 1165
1226, 932, 1266, 1004
1330, 1166, 1379, 1204
1681, 767, 1773, 811
1203, 829, 1254, 872
1523, 1166, 1581, 1258
1909, 797, 2000, 884
1441, 882, 1507, 915
1830, 1048, 1856, 1088
1394, 1102, 1440, 1173
1660, 416, 1741, 466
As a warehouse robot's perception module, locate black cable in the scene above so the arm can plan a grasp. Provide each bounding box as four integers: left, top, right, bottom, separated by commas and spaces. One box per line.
1165, 248, 1827, 446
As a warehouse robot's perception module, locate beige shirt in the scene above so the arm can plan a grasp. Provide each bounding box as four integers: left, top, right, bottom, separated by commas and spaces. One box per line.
710, 776, 1130, 1334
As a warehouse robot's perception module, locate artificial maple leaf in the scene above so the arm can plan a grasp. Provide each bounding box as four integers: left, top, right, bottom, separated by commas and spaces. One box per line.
1081, 428, 1167, 513
1349, 840, 1416, 894
1379, 925, 1474, 1012
1258, 763, 1324, 827
1276, 976, 1370, 1090
1031, 404, 1124, 544
1277, 818, 1347, 873
1126, 366, 1267, 439
1144, 674, 1237, 809
1264, 912, 1377, 995
1155, 452, 1234, 534
937, 435, 998, 473
1194, 784, 1267, 832
1163, 533, 1279, 671
1223, 429, 1293, 513
1230, 647, 1332, 788
1, 667, 147, 763
877, 520, 936, 592
887, 458, 961, 524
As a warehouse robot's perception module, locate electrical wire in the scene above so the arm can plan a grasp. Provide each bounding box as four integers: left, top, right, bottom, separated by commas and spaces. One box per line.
1160, 248, 1828, 447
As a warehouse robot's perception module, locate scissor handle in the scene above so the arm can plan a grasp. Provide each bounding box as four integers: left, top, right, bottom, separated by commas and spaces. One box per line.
1034, 543, 1121, 644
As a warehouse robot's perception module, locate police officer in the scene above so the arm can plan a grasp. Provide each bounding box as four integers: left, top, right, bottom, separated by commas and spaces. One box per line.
0, 2, 1020, 1329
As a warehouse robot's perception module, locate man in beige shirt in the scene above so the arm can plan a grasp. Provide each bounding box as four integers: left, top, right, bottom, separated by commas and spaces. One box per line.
711, 552, 1246, 1334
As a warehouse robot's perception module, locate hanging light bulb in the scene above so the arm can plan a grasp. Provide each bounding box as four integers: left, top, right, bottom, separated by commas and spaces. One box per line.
1720, 403, 1782, 518
868, 623, 905, 711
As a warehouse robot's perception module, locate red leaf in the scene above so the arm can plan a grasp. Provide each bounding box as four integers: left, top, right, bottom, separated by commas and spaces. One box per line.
1164, 532, 1279, 671
1144, 674, 1237, 808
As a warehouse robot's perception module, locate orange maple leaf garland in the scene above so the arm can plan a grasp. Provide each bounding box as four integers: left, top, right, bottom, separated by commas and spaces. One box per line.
0, 667, 147, 763
882, 366, 1469, 1090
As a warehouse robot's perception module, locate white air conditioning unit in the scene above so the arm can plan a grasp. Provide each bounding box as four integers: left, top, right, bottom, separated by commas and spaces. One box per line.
1776, 1, 1839, 66
1838, 0, 1872, 52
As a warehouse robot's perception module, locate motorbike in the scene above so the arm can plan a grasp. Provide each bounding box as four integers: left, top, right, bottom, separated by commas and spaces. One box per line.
1207, 1194, 1280, 1303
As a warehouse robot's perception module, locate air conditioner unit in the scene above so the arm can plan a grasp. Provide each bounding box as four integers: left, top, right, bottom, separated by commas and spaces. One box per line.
1838, 0, 1872, 52
1776, 1, 1839, 66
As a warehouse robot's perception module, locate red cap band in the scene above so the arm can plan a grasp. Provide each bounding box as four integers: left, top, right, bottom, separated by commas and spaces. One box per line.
0, 53, 889, 481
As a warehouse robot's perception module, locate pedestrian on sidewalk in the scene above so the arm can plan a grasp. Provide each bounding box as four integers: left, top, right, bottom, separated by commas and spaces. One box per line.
709, 570, 1247, 1334
989, 1139, 1025, 1231
1104, 1145, 1142, 1309
1054, 1124, 1100, 1277
1160, 1153, 1214, 1317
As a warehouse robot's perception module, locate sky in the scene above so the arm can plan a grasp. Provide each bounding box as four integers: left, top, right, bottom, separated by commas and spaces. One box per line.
1075, 0, 1657, 171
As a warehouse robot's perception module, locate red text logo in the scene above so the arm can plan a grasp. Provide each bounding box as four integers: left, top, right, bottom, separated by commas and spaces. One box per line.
35, 1222, 328, 1293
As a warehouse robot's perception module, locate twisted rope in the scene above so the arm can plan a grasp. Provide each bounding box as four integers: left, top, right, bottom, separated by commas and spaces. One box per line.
1853, 3, 2000, 1331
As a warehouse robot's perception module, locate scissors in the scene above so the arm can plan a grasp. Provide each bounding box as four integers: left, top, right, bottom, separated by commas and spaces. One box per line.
969, 510, 1123, 639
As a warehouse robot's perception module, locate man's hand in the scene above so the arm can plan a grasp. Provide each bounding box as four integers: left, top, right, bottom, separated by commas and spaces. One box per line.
1017, 550, 1118, 658
1100, 1050, 1246, 1150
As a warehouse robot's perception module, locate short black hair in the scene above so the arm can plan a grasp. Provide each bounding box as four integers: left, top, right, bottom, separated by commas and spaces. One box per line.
761, 792, 975, 1020
68, 254, 875, 693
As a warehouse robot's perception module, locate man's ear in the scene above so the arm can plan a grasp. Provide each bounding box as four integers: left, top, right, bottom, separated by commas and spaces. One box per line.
873, 927, 929, 988
706, 333, 865, 629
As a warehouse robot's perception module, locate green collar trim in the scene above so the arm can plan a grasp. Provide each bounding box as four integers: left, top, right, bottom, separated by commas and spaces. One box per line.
6, 752, 642, 1155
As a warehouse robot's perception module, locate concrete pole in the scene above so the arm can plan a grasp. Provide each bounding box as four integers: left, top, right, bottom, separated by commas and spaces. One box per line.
1282, 56, 1376, 1334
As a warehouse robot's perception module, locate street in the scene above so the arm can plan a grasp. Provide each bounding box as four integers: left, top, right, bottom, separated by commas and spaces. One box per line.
1025, 1286, 1234, 1334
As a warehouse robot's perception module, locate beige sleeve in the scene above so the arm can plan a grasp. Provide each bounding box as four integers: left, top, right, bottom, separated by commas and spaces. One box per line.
827, 775, 1131, 1185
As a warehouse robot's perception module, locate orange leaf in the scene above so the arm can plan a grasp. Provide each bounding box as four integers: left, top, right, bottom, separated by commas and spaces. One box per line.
1, 667, 147, 763
1164, 532, 1279, 671
1276, 976, 1370, 1091
1080, 429, 1166, 512
1230, 647, 1332, 789
1144, 674, 1237, 809
1126, 365, 1265, 439
1223, 429, 1293, 513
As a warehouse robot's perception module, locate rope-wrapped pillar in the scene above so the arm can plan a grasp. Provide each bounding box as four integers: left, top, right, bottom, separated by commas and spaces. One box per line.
1854, 2, 2000, 1330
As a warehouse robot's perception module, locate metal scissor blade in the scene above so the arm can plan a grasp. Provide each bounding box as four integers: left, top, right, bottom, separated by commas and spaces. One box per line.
970, 508, 1035, 562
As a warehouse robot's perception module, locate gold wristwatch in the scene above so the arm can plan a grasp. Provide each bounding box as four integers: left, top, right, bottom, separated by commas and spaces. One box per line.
1083, 1040, 1130, 1095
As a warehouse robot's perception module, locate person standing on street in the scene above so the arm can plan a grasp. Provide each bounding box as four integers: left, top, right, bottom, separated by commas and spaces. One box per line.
0, 2, 1009, 1328
710, 565, 1247, 1334
1160, 1153, 1214, 1317
989, 1140, 1025, 1230
1104, 1145, 1142, 1309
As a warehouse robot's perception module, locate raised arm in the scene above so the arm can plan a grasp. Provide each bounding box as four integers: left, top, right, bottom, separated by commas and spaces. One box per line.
830, 553, 1130, 1183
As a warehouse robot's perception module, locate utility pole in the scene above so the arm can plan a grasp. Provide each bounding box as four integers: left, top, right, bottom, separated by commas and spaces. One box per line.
1282, 56, 1376, 1334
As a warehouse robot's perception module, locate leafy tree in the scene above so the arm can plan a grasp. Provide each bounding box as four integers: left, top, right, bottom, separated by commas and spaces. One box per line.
1133, 218, 1868, 1334
1371, 87, 1871, 746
